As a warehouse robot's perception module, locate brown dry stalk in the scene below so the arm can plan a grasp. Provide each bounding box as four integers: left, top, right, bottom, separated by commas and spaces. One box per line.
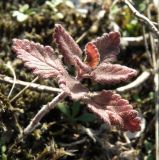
0, 74, 62, 93
155, 60, 159, 159
116, 71, 151, 92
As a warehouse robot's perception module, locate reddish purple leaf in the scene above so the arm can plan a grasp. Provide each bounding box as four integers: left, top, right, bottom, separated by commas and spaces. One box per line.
12, 39, 65, 78
84, 42, 100, 69
86, 90, 141, 132
89, 63, 137, 84
12, 38, 88, 100
93, 32, 120, 62
73, 56, 92, 78
12, 25, 141, 133
53, 24, 82, 65
58, 73, 88, 100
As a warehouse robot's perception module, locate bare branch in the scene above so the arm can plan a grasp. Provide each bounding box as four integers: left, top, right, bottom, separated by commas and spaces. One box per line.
10, 77, 39, 102
24, 91, 66, 135
116, 71, 151, 92
120, 34, 149, 47
142, 27, 153, 67
0, 74, 62, 93
6, 62, 17, 98
155, 60, 159, 159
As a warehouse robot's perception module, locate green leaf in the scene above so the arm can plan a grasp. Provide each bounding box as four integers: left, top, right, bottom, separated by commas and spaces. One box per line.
0, 145, 7, 160
76, 113, 95, 122
12, 11, 29, 22
57, 102, 71, 118
1, 146, 6, 153
144, 140, 155, 160
147, 153, 154, 160
133, 94, 142, 103
149, 92, 154, 100
71, 101, 80, 117
19, 4, 29, 13
139, 3, 146, 12
144, 140, 152, 152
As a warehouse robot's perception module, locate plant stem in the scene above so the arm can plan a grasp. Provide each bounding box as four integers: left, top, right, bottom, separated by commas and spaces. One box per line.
23, 91, 66, 135
6, 62, 16, 98
0, 74, 62, 93
116, 71, 151, 92
10, 76, 39, 102
155, 60, 159, 160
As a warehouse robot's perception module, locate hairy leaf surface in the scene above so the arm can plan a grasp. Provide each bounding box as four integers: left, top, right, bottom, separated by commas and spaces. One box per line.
58, 73, 88, 100
12, 39, 87, 100
90, 63, 137, 84
54, 24, 82, 65
93, 32, 120, 62
12, 24, 141, 132
12, 39, 65, 78
86, 90, 141, 132
84, 42, 100, 69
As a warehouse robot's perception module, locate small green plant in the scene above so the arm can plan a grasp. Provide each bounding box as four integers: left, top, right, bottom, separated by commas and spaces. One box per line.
58, 101, 95, 123
12, 4, 36, 22
0, 145, 7, 160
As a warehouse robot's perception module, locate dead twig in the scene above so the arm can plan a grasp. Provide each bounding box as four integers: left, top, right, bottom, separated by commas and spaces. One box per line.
120, 34, 149, 47
10, 76, 39, 102
142, 26, 153, 67
6, 62, 17, 98
116, 71, 151, 92
0, 74, 62, 94
155, 60, 159, 159
59, 138, 87, 147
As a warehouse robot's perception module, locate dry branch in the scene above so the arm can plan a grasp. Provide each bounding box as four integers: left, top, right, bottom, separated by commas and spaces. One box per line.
0, 74, 62, 93
155, 60, 159, 159
116, 71, 151, 92
120, 34, 149, 47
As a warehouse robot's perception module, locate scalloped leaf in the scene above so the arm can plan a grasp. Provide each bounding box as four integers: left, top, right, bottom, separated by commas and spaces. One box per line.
12, 39, 88, 100
86, 90, 141, 132
12, 26, 141, 132
84, 42, 100, 69
90, 63, 137, 84
12, 39, 65, 78
53, 24, 82, 65
93, 32, 120, 62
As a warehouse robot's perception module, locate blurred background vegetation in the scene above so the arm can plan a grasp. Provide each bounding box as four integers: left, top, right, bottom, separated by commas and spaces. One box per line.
0, 0, 156, 159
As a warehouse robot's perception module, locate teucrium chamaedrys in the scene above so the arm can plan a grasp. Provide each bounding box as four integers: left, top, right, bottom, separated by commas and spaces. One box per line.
12, 24, 141, 132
